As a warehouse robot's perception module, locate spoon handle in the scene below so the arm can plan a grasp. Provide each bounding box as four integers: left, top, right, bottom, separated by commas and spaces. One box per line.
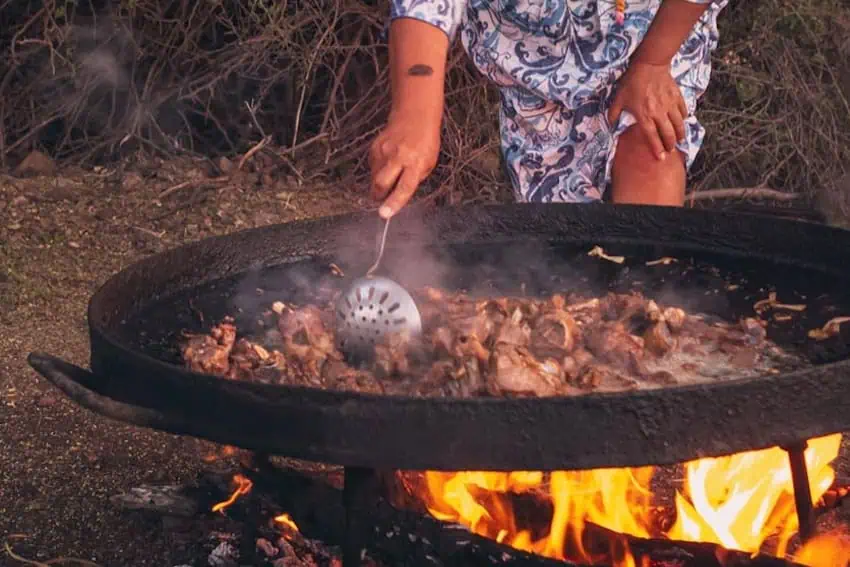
365, 216, 390, 277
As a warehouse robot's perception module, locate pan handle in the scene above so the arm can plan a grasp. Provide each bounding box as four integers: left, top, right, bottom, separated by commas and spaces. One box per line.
26, 352, 194, 432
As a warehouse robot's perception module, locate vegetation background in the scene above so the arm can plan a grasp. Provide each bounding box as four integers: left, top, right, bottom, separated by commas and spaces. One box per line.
1, 0, 849, 211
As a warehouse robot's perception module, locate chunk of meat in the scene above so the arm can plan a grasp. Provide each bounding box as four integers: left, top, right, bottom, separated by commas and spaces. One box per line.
182, 319, 237, 375
740, 317, 767, 344
575, 363, 639, 392
374, 332, 416, 378
495, 308, 532, 347
663, 307, 686, 332
532, 301, 580, 354
227, 338, 265, 380
276, 305, 341, 375
600, 292, 649, 323
586, 322, 645, 367
643, 321, 675, 356
182, 285, 797, 398
322, 359, 385, 394
489, 344, 561, 397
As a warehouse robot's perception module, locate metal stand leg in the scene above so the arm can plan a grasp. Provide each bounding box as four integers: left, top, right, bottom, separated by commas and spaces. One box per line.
783, 442, 816, 542
343, 467, 378, 567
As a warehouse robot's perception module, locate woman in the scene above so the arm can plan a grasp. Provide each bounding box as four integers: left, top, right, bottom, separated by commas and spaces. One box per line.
369, 0, 727, 219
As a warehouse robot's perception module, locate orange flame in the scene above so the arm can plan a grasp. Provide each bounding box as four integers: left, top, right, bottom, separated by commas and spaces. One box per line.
420, 434, 843, 565
212, 473, 253, 513
203, 445, 238, 463
274, 512, 300, 533
794, 531, 850, 566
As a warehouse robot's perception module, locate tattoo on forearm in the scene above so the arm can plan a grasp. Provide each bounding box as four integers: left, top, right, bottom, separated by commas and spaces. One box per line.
407, 64, 434, 77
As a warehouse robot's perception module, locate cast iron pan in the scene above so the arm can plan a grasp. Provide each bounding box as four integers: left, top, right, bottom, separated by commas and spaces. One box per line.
27, 203, 850, 471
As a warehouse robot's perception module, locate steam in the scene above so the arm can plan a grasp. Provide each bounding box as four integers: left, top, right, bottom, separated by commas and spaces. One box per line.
224, 207, 746, 332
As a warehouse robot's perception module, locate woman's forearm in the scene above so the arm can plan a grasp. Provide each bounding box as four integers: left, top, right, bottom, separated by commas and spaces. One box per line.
633, 0, 712, 65
388, 18, 450, 121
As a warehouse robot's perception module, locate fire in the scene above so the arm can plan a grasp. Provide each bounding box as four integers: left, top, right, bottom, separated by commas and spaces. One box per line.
211, 474, 301, 541
421, 434, 844, 565
668, 434, 840, 555
212, 473, 253, 513
274, 512, 300, 533
203, 444, 238, 463
795, 532, 850, 566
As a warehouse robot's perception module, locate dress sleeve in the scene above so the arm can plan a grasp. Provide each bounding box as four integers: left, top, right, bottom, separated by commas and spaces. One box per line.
389, 0, 467, 42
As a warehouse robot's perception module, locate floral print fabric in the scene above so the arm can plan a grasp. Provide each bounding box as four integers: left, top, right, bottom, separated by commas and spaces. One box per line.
390, 0, 727, 202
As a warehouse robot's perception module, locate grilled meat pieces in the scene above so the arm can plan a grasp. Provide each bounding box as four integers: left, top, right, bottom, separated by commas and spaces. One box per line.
181, 289, 786, 398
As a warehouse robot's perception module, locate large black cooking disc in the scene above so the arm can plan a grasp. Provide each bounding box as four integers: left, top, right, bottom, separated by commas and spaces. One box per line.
26, 203, 850, 471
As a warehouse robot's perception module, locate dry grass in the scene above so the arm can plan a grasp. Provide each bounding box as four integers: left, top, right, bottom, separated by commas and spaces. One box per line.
0, 0, 848, 207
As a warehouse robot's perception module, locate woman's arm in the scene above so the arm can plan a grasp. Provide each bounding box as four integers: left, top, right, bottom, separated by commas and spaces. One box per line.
632, 0, 713, 65
370, 2, 467, 218
387, 18, 451, 124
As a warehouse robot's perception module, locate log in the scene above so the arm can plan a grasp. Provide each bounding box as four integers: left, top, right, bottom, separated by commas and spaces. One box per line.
817, 484, 850, 516
110, 484, 199, 517
686, 188, 802, 202
115, 461, 809, 567
242, 463, 807, 567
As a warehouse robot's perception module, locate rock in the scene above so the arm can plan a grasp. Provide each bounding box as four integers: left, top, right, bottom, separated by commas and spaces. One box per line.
15, 150, 56, 177
256, 538, 279, 557
815, 173, 850, 229
217, 156, 235, 175
10, 195, 28, 207
121, 172, 143, 190
208, 541, 238, 567
36, 395, 57, 407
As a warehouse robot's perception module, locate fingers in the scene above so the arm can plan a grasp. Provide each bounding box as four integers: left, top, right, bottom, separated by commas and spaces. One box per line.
607, 95, 623, 128
380, 165, 422, 219
371, 159, 403, 202
677, 94, 688, 121
657, 117, 679, 154
639, 120, 666, 161
369, 136, 428, 218
670, 109, 687, 145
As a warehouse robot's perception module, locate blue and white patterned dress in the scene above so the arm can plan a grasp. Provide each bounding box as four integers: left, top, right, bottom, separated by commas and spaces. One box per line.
389, 0, 727, 202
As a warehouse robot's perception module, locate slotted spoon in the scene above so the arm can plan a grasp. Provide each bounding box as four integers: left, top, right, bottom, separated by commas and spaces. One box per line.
334, 217, 422, 360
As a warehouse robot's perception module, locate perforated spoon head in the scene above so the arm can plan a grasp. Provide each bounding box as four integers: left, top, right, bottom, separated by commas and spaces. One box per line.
334, 276, 422, 361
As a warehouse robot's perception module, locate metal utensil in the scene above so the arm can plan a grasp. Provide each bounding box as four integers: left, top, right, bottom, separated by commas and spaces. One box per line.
334, 217, 422, 360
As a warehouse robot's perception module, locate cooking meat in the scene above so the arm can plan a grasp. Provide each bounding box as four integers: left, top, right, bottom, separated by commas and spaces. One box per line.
585, 321, 644, 368
182, 318, 237, 375
489, 344, 561, 397
180, 287, 797, 398
531, 295, 580, 355
643, 320, 675, 356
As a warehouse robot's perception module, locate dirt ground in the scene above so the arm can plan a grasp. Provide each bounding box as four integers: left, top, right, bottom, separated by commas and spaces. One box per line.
1, 157, 849, 566
0, 156, 365, 566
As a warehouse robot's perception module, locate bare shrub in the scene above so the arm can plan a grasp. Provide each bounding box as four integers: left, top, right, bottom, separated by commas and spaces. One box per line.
0, 0, 848, 206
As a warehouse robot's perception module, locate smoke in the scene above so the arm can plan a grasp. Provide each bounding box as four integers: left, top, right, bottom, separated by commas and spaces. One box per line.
220, 205, 760, 335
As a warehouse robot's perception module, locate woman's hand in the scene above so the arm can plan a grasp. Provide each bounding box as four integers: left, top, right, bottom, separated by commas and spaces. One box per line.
607, 60, 689, 161
370, 108, 441, 219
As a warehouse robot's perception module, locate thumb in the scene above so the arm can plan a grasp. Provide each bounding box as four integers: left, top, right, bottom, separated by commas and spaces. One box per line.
379, 165, 423, 219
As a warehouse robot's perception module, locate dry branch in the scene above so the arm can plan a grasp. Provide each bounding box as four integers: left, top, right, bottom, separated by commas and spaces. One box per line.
0, 0, 848, 212
687, 187, 803, 202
